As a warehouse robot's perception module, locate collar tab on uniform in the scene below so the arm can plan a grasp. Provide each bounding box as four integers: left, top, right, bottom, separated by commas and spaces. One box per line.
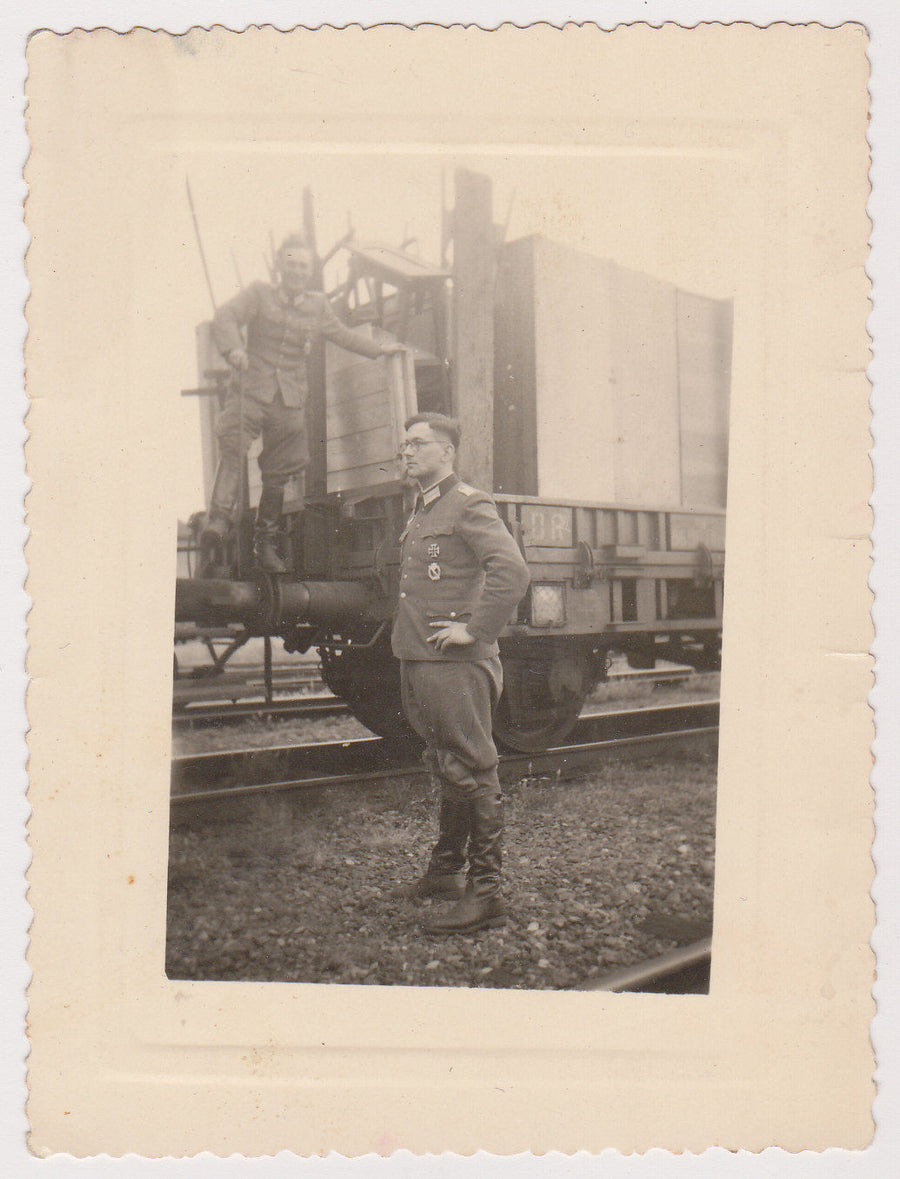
418, 472, 459, 508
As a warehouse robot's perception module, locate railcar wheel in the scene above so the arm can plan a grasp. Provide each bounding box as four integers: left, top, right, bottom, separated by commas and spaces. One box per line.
493, 643, 601, 754
319, 638, 417, 744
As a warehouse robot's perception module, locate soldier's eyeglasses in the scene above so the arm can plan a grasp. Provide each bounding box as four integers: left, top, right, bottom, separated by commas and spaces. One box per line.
398, 438, 440, 455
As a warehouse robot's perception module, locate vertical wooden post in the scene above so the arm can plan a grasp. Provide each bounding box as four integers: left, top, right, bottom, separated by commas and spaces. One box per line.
303, 186, 328, 498
451, 168, 495, 491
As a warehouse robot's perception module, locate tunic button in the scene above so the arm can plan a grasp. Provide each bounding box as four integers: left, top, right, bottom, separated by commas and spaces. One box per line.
450, 612, 456, 619
399, 592, 406, 598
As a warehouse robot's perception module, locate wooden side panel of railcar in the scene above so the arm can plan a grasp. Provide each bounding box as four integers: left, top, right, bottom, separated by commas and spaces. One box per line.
325, 328, 413, 494
493, 235, 732, 511
676, 291, 732, 507
496, 495, 725, 639
532, 239, 619, 503
493, 237, 539, 496
608, 264, 682, 506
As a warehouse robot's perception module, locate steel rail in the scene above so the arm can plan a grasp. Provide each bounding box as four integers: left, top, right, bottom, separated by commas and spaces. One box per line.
172, 661, 694, 704
171, 700, 718, 808
572, 937, 712, 994
173, 695, 348, 728
172, 681, 710, 730
171, 664, 704, 729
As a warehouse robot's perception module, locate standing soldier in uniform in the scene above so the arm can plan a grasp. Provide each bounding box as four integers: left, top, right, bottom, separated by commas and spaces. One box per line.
392, 413, 531, 934
203, 235, 402, 573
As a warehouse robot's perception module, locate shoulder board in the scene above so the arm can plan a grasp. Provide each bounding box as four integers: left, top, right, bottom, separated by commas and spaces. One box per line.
455, 483, 474, 496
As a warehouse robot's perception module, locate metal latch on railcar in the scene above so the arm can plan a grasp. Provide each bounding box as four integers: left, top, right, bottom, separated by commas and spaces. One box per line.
574, 540, 646, 589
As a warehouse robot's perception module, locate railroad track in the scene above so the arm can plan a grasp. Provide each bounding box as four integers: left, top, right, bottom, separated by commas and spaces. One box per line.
173, 694, 348, 728
172, 664, 699, 729
573, 937, 712, 994
171, 699, 718, 810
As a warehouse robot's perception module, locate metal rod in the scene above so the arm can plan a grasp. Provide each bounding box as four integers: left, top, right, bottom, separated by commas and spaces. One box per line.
263, 634, 273, 704
303, 186, 318, 260
500, 187, 516, 245
185, 177, 217, 313
320, 230, 354, 269
231, 248, 244, 290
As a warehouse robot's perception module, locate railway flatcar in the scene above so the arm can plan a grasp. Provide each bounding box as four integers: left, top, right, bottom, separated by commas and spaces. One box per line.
175, 170, 730, 752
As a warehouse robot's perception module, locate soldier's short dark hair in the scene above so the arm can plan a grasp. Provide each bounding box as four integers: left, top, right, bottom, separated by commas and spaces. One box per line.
277, 234, 312, 260
404, 413, 461, 450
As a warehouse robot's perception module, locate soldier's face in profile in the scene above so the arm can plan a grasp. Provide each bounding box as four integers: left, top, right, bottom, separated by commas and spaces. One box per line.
400, 424, 453, 485
279, 247, 313, 296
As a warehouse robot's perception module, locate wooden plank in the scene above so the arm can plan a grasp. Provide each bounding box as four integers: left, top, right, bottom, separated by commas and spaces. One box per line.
574, 508, 595, 546
306, 335, 328, 497
616, 511, 639, 545
611, 580, 623, 622
519, 503, 573, 547
493, 237, 538, 495
595, 510, 616, 546
325, 329, 414, 495
328, 423, 396, 468
327, 389, 392, 437
328, 459, 403, 494
668, 512, 727, 551
400, 347, 418, 420
610, 264, 681, 505
676, 290, 732, 508
636, 578, 657, 623
532, 238, 617, 501
326, 360, 388, 405
451, 168, 495, 491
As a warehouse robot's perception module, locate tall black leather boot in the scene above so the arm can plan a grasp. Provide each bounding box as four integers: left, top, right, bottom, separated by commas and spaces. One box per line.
427, 788, 471, 877
253, 485, 289, 574
393, 786, 469, 901
423, 782, 506, 934
466, 781, 503, 900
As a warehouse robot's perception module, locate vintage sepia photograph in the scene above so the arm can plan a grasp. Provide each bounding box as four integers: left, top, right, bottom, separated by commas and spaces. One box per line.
167, 155, 729, 991
23, 23, 874, 1156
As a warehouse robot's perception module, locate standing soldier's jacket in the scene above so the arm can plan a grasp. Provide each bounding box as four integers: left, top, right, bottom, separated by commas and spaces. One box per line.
213, 282, 383, 408
391, 474, 531, 662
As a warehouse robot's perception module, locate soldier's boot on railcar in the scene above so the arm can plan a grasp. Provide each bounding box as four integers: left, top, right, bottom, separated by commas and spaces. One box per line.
199, 461, 241, 577
253, 485, 290, 575
423, 782, 506, 934
391, 787, 468, 901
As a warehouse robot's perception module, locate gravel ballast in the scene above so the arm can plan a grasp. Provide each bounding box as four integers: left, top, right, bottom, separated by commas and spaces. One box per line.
165, 745, 717, 991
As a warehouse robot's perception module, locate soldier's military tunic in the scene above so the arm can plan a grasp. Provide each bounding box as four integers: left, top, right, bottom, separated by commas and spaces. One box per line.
212, 282, 383, 487
392, 473, 531, 898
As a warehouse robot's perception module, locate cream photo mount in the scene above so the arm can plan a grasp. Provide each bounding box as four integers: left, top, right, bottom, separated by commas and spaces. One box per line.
24, 23, 873, 1157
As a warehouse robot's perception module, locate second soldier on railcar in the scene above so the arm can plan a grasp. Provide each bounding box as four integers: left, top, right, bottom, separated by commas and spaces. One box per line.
203, 235, 402, 573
